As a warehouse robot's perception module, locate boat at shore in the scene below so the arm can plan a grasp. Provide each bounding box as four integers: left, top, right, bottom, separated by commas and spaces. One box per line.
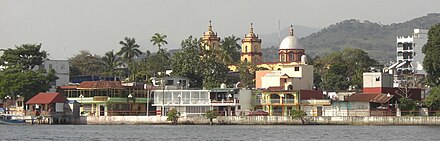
0, 115, 26, 125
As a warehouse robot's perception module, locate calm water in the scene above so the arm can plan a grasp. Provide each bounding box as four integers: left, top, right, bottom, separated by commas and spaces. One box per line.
1, 124, 439, 141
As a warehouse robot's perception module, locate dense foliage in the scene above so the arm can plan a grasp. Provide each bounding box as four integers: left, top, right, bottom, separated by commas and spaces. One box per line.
0, 44, 58, 102
314, 48, 377, 91
422, 23, 440, 86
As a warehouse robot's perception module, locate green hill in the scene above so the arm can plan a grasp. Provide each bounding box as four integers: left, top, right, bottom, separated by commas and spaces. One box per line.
263, 13, 440, 63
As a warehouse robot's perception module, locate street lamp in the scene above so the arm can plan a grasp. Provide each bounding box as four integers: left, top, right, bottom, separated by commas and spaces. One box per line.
128, 94, 133, 115
227, 94, 232, 116
4, 95, 11, 114
177, 93, 182, 115
387, 93, 391, 116
79, 94, 84, 115
160, 79, 166, 117
280, 94, 285, 116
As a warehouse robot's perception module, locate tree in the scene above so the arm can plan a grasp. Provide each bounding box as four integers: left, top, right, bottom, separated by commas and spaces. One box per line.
201, 52, 229, 89
0, 44, 57, 102
423, 23, 440, 86
69, 50, 105, 77
219, 35, 241, 64
150, 33, 168, 50
101, 50, 122, 78
0, 44, 47, 70
166, 108, 180, 124
204, 110, 218, 125
117, 37, 142, 81
399, 97, 418, 116
316, 48, 377, 91
425, 86, 440, 111
171, 36, 204, 88
290, 109, 307, 124
237, 61, 258, 89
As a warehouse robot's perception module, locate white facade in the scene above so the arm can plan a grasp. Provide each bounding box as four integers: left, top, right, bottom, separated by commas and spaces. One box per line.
395, 29, 428, 75
260, 64, 314, 90
37, 60, 70, 91
363, 72, 393, 88
152, 90, 239, 117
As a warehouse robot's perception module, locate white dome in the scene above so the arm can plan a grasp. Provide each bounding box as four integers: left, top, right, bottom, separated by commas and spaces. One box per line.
279, 36, 302, 49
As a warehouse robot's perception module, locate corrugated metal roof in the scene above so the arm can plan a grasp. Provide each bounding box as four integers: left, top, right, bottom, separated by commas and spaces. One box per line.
345, 93, 393, 103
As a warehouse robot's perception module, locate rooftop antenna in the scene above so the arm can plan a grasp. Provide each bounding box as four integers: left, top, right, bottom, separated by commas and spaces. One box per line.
278, 20, 281, 45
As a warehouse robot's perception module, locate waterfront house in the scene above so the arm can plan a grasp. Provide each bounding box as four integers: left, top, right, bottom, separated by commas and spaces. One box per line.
57, 81, 151, 116
332, 93, 395, 116
252, 86, 325, 116
25, 92, 74, 123
152, 87, 240, 117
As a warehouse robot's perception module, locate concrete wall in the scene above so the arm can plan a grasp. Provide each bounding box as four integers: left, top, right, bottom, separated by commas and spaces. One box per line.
80, 116, 440, 125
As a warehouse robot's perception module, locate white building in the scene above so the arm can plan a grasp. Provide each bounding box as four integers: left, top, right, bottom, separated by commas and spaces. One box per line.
36, 60, 70, 92
393, 29, 428, 75
152, 88, 242, 117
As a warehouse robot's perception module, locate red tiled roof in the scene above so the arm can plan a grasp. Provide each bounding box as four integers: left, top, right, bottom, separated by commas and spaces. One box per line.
345, 93, 393, 103
26, 93, 66, 104
78, 81, 124, 89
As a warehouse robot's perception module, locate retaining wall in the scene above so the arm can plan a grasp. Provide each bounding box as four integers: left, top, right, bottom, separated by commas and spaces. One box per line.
80, 116, 440, 125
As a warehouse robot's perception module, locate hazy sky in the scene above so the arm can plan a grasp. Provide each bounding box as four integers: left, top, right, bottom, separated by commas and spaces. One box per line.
1, 0, 439, 59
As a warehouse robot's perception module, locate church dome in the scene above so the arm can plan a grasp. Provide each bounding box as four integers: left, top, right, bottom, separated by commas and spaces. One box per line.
204, 21, 216, 36
279, 25, 302, 49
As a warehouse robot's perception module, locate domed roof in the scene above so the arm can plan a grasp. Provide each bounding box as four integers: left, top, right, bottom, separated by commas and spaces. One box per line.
204, 21, 216, 36
245, 23, 257, 38
279, 25, 302, 50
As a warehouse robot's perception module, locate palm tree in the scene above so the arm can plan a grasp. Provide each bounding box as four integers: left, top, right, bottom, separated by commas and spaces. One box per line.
117, 37, 142, 81
150, 33, 169, 76
102, 50, 122, 80
150, 33, 168, 50
219, 35, 241, 64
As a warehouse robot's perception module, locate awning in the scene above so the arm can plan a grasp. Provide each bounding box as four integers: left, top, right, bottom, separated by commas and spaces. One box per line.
396, 61, 407, 68
387, 62, 400, 69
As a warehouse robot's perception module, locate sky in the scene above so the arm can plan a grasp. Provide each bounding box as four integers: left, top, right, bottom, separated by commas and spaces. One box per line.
1, 0, 440, 60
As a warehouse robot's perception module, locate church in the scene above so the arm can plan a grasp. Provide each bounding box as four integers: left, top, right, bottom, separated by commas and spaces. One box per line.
200, 21, 314, 90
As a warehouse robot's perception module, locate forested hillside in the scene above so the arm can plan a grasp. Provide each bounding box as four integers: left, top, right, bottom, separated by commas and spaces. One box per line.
263, 13, 440, 63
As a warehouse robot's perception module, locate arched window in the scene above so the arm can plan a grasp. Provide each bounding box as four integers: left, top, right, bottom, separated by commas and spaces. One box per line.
245, 46, 248, 53
280, 52, 285, 62
289, 52, 294, 62
244, 58, 248, 62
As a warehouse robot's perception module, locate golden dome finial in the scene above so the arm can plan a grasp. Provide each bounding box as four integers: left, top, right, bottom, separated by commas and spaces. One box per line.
208, 20, 213, 31
289, 25, 294, 36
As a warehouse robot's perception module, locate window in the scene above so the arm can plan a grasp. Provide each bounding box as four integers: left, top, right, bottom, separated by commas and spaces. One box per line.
245, 46, 248, 53
166, 80, 174, 85
49, 64, 53, 69
375, 76, 380, 81
294, 67, 300, 71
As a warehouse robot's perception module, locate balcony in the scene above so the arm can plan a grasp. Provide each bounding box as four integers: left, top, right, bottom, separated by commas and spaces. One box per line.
251, 99, 295, 105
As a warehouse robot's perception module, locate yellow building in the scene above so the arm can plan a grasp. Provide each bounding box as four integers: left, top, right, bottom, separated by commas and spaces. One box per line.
202, 22, 314, 90
201, 21, 220, 51
241, 23, 263, 63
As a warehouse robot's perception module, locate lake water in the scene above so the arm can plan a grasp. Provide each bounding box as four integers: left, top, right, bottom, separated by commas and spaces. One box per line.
1, 124, 439, 141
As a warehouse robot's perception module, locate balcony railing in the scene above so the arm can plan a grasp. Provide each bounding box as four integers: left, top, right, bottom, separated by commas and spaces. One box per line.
252, 99, 296, 105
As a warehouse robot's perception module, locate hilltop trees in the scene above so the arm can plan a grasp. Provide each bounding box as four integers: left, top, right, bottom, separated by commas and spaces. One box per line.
315, 48, 377, 91
0, 44, 58, 102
